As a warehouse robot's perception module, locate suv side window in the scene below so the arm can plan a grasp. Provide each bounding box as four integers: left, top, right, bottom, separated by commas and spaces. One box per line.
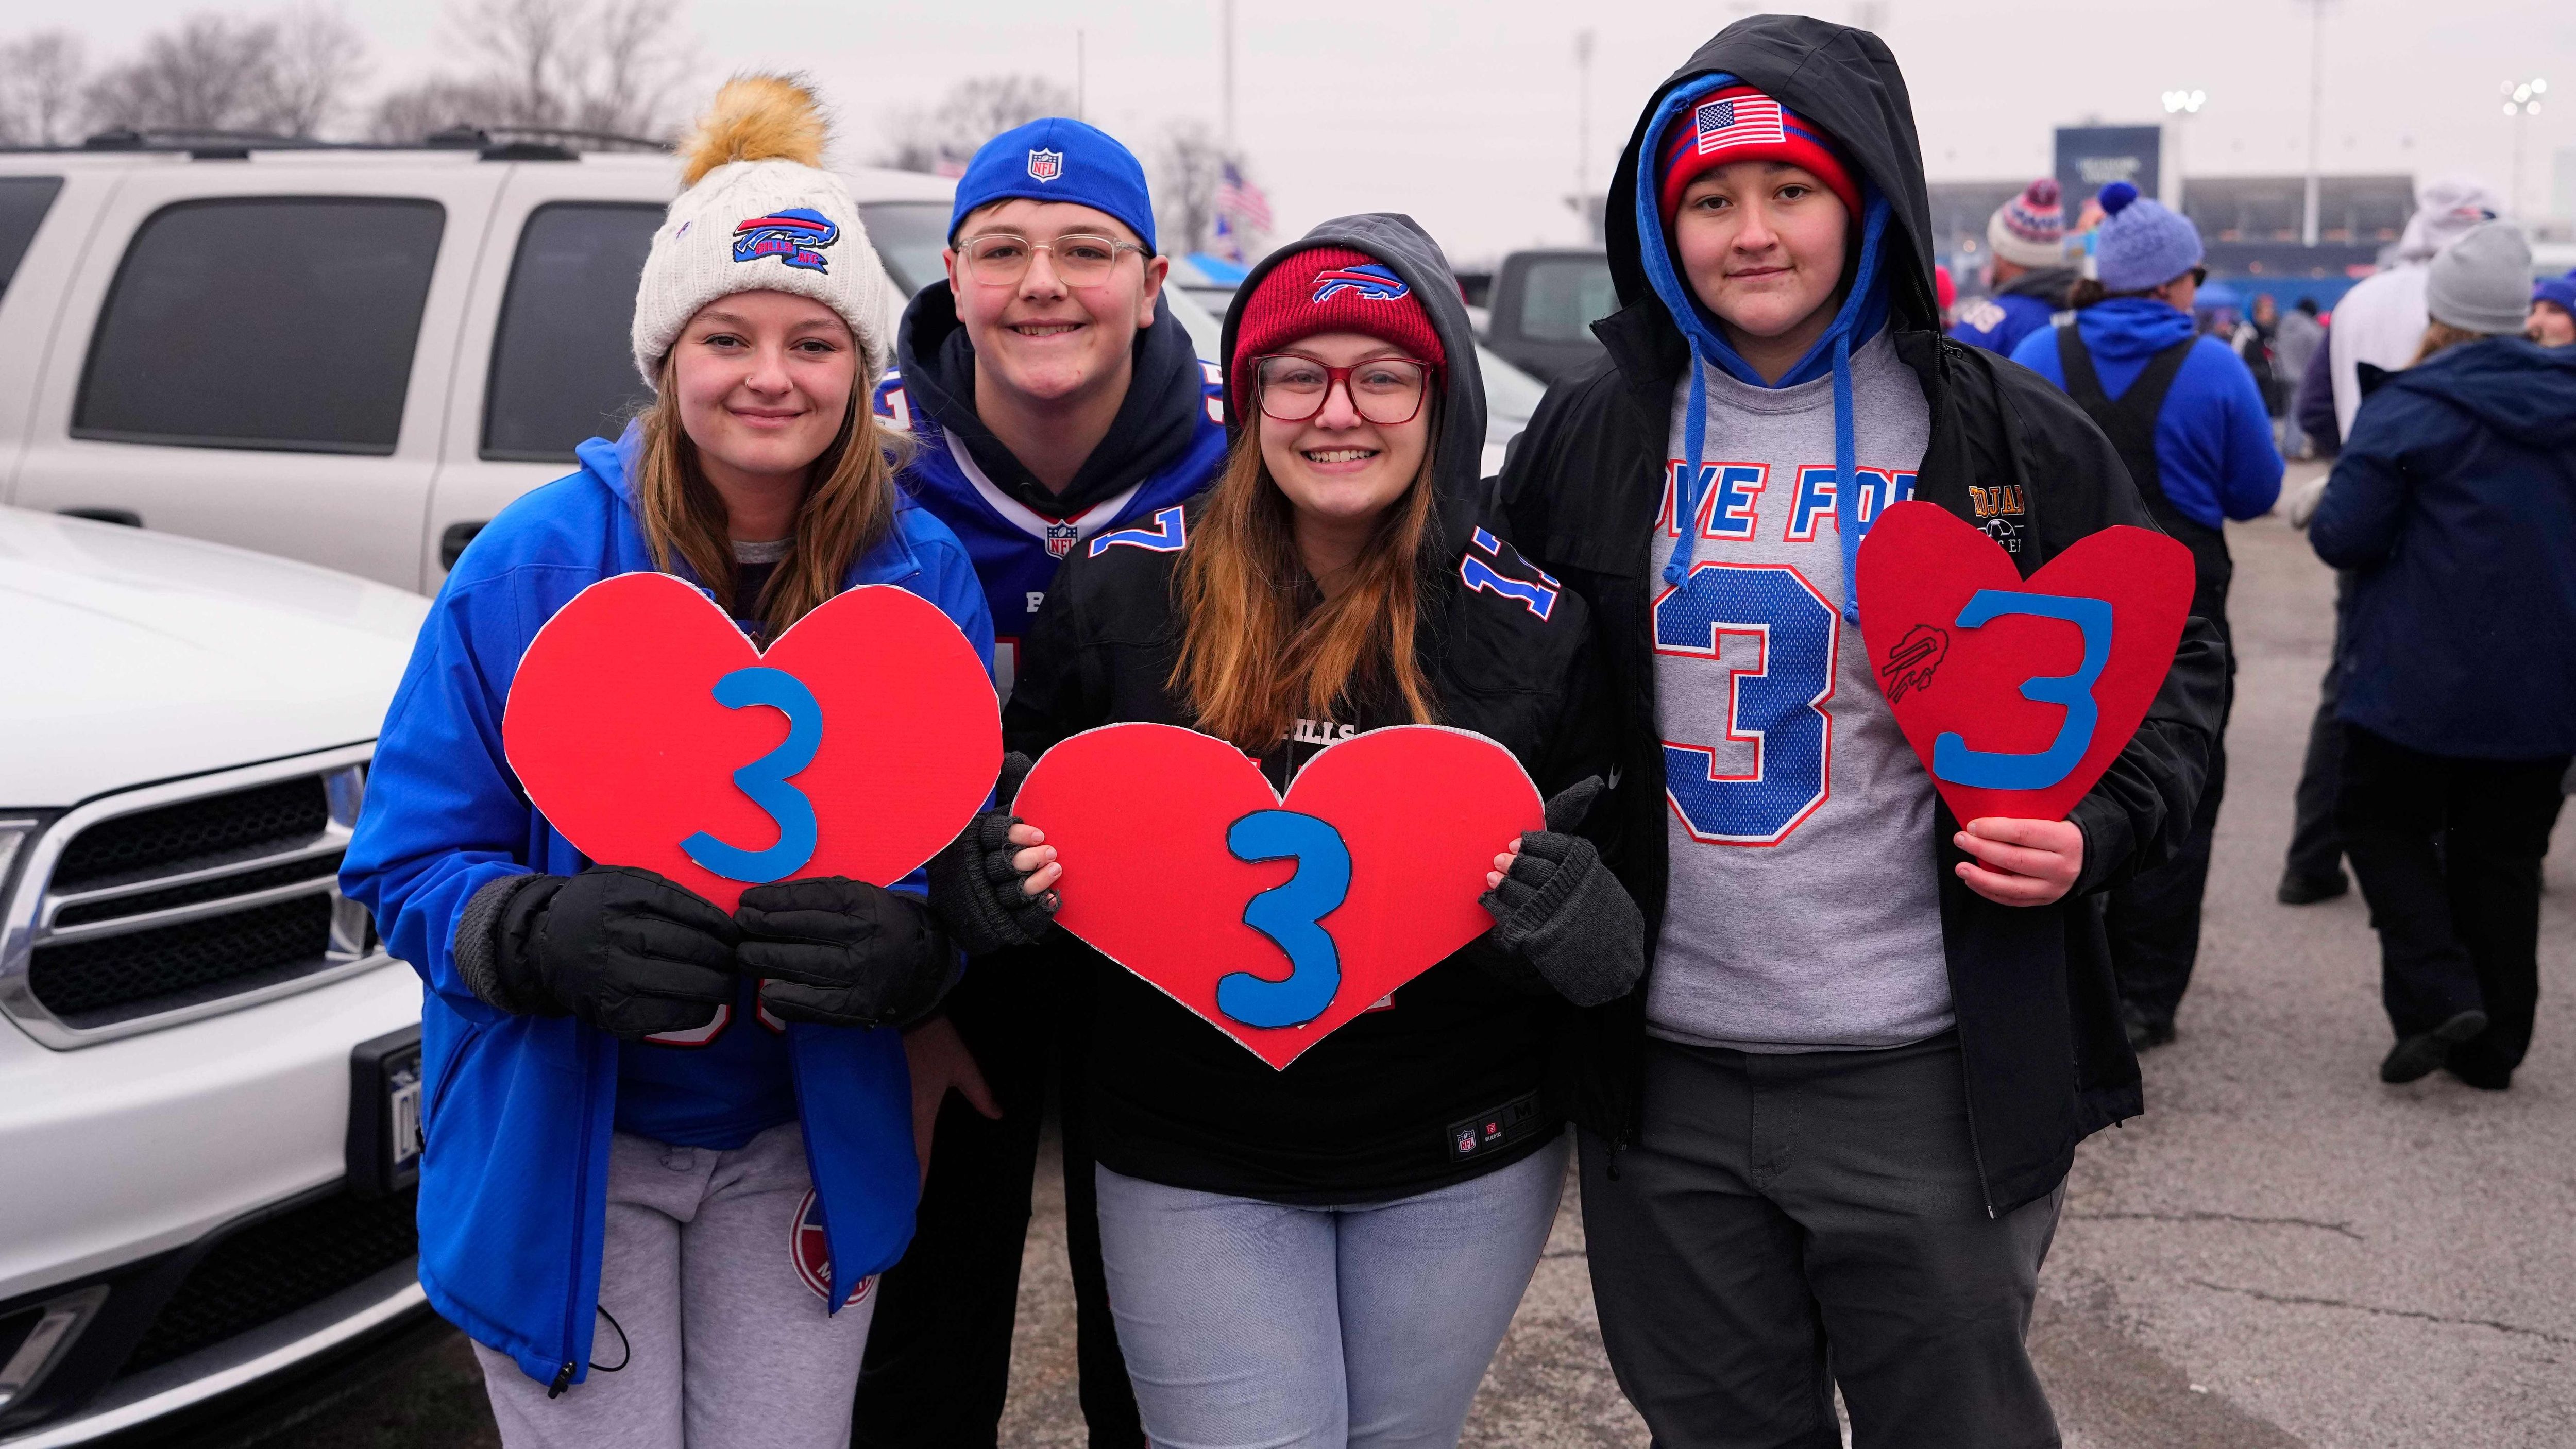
74, 198, 445, 454
0, 176, 64, 301
1514, 257, 1618, 344
482, 202, 661, 462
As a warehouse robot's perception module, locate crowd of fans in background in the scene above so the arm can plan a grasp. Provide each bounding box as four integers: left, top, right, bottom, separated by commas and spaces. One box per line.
1943, 176, 2576, 1090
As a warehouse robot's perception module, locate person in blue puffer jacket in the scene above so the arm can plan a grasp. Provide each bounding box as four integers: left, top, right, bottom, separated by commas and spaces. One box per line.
2312, 221, 2576, 1093
341, 77, 993, 1448
2012, 181, 2282, 1052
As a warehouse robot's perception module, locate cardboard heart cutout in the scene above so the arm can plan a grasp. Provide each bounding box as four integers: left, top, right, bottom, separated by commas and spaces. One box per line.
1014, 723, 1545, 1069
1855, 501, 2193, 825
502, 572, 999, 910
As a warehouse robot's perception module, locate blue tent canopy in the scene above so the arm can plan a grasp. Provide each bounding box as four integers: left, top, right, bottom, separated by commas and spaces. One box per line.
1183, 252, 1250, 285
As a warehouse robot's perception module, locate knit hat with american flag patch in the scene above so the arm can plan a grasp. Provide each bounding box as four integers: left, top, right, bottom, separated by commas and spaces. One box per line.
1657, 82, 1861, 225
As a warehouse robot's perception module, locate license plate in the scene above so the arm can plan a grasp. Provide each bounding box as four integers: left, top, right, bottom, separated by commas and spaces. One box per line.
349, 1025, 423, 1199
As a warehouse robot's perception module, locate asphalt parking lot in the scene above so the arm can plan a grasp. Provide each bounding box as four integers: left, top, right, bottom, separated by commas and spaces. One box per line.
255, 463, 2576, 1449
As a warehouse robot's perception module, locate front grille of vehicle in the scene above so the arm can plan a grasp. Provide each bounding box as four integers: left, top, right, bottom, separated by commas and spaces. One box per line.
117, 1185, 419, 1378
0, 752, 383, 1044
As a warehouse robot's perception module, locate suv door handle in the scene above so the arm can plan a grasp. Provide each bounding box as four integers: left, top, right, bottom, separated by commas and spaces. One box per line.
60, 508, 143, 527
440, 520, 488, 570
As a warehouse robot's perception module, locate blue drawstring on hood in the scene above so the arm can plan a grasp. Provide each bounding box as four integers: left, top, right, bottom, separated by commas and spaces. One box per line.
1635, 73, 1894, 623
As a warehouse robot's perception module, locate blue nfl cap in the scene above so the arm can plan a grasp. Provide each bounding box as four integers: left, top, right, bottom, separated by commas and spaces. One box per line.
949, 117, 1156, 253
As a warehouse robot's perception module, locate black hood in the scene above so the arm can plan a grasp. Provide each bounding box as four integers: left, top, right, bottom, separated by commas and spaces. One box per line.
1604, 13, 1939, 333
894, 281, 1208, 518
1218, 212, 1489, 560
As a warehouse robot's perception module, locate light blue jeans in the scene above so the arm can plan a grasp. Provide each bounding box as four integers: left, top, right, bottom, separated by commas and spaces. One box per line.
1094, 1133, 1569, 1449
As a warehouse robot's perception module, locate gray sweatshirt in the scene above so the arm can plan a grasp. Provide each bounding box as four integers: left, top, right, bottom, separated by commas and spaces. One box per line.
1645, 330, 1953, 1052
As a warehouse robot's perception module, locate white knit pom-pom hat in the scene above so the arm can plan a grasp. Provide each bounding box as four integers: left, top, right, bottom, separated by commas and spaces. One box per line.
629, 75, 901, 389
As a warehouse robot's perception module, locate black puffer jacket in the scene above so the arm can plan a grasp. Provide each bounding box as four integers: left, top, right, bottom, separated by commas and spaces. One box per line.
1006, 213, 1616, 1204
1497, 15, 2228, 1215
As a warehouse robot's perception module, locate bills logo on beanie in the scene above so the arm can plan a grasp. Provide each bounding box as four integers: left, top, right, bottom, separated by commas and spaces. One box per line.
1659, 82, 1861, 224
1311, 263, 1410, 303
1229, 247, 1445, 417
732, 209, 840, 272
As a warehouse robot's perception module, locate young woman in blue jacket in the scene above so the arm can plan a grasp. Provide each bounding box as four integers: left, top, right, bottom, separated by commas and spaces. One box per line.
341, 78, 993, 1448
2312, 222, 2576, 1091
2012, 182, 2282, 1049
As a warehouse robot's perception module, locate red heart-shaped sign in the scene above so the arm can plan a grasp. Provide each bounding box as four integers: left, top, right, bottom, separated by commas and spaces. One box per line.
1855, 501, 2194, 825
1014, 723, 1545, 1069
502, 572, 999, 910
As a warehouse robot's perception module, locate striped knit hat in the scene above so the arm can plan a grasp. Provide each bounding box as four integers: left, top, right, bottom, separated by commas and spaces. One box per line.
1657, 82, 1861, 224
1986, 178, 2065, 268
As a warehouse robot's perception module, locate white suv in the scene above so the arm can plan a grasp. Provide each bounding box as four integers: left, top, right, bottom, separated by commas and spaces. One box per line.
0, 506, 425, 1444
0, 140, 957, 592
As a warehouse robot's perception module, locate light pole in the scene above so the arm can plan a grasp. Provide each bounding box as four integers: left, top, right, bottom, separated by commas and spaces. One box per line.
2161, 89, 2206, 213
1574, 30, 1596, 199
2295, 0, 2331, 246
2503, 77, 2547, 218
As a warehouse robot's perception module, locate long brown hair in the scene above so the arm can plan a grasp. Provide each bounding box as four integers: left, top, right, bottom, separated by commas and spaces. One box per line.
634, 352, 910, 641
2410, 320, 2496, 367
1168, 412, 1444, 752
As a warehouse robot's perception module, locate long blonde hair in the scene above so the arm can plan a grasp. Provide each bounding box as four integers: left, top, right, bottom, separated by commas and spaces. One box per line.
2410, 320, 2497, 367
1168, 414, 1444, 752
635, 352, 910, 641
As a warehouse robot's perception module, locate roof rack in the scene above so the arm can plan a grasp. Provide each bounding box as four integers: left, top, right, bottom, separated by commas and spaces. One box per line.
0, 126, 672, 162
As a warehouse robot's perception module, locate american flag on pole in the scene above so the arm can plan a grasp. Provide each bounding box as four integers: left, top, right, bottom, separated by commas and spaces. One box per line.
1695, 94, 1786, 155
1215, 162, 1273, 233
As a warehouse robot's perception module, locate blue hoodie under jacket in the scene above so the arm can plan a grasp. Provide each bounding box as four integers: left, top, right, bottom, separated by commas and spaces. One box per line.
2310, 337, 2576, 760
340, 429, 993, 1390
2010, 297, 2282, 529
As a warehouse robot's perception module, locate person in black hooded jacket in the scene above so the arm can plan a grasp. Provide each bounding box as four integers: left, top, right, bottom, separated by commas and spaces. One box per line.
1496, 17, 2226, 1446
949, 214, 1641, 1447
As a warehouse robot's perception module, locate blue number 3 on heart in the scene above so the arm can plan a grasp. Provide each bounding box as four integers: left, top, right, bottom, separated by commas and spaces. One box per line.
1654, 564, 1838, 845
1218, 810, 1351, 1029
682, 666, 823, 884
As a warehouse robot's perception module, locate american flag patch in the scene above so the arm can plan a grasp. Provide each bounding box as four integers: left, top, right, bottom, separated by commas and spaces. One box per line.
1696, 94, 1787, 154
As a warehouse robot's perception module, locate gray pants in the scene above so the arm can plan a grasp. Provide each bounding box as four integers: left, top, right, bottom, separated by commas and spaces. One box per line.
474, 1124, 879, 1449
1095, 1137, 1567, 1449
1581, 1034, 2062, 1449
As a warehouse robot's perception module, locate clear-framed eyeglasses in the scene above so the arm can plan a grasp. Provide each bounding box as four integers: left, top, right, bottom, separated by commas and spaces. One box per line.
1252, 354, 1437, 426
958, 233, 1148, 287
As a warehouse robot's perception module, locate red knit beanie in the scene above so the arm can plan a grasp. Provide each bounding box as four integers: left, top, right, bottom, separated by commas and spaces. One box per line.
1657, 83, 1862, 225
1228, 247, 1445, 416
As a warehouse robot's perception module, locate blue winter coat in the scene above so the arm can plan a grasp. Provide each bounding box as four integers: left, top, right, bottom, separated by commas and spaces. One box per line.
2011, 297, 2283, 527
340, 428, 994, 1389
2310, 337, 2576, 760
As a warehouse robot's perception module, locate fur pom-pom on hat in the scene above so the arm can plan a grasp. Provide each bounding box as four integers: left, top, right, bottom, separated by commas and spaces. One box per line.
630, 75, 900, 389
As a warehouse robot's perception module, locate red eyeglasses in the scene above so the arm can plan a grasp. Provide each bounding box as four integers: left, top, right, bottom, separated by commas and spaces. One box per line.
1251, 354, 1437, 425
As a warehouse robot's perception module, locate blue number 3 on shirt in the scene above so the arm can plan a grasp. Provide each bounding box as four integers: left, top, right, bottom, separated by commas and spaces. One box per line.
1654, 563, 1839, 845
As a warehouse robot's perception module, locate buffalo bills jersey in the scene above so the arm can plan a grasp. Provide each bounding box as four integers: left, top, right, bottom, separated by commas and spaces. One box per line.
876, 363, 1228, 701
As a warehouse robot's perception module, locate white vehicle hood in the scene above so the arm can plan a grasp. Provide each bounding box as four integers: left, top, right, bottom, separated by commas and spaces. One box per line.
0, 509, 427, 807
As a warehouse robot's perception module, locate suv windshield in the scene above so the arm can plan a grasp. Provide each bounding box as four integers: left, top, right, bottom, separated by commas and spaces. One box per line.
1514, 255, 1618, 343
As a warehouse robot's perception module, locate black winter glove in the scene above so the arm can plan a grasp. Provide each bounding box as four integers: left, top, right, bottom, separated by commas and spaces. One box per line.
926, 751, 1060, 957
458, 865, 740, 1039
1477, 778, 1646, 1008
735, 877, 961, 1029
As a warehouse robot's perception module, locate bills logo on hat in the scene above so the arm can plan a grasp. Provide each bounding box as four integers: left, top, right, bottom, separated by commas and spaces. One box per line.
733, 208, 840, 273
1311, 262, 1410, 303
790, 1189, 875, 1307
1027, 148, 1064, 182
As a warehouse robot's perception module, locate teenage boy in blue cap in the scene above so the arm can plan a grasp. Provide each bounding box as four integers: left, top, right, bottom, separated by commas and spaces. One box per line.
1500, 16, 2226, 1444
859, 117, 1222, 1449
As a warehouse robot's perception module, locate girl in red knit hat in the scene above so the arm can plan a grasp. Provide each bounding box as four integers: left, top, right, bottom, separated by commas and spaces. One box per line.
934, 213, 1640, 1445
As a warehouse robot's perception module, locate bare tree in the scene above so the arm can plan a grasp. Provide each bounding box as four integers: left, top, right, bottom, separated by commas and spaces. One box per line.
0, 31, 87, 145
79, 9, 368, 139
372, 0, 693, 144
879, 74, 1075, 175
263, 7, 370, 137
1153, 120, 1233, 257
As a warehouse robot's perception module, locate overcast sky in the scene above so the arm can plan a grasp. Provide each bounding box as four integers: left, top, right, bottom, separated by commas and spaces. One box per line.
37, 0, 2576, 262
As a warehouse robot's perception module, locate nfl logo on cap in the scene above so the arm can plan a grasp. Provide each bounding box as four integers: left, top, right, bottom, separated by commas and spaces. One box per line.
1027, 148, 1063, 182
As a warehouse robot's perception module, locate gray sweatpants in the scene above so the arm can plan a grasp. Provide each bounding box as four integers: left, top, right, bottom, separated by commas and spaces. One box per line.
474, 1123, 879, 1449
1581, 1033, 2063, 1449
